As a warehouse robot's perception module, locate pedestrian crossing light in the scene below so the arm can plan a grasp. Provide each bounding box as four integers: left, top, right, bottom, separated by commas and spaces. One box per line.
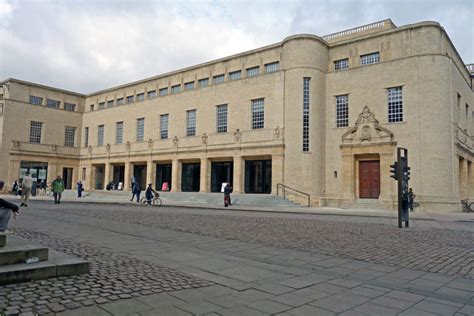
390, 162, 398, 180
404, 167, 411, 181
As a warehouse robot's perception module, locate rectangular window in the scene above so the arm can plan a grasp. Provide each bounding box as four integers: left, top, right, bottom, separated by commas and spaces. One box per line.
303, 77, 310, 151
388, 87, 403, 123
107, 100, 114, 108
229, 71, 241, 81
64, 102, 76, 111
147, 90, 157, 99
29, 121, 42, 143
360, 52, 380, 65
251, 98, 265, 129
198, 78, 209, 88
186, 110, 196, 136
29, 95, 43, 105
159, 87, 169, 96
136, 118, 145, 142
160, 114, 169, 139
137, 93, 145, 101
216, 104, 228, 133
336, 95, 349, 128
213, 74, 225, 85
82, 168, 86, 181
116, 98, 124, 105
98, 102, 105, 109
334, 59, 349, 71
171, 85, 181, 94
90, 104, 95, 111
247, 66, 259, 77
265, 62, 279, 73
116, 121, 123, 144
46, 99, 60, 108
84, 127, 89, 147
126, 95, 134, 103
64, 126, 76, 147
97, 125, 104, 146
184, 81, 195, 90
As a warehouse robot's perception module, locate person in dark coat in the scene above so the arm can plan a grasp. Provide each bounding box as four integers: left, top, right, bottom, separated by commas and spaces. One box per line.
408, 188, 415, 212
145, 184, 156, 205
132, 183, 141, 202
224, 183, 232, 207
77, 181, 84, 198
12, 180, 18, 196
0, 199, 20, 232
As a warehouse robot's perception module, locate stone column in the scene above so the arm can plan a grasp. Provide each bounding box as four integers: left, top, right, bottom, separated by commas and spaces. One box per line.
459, 157, 468, 199
171, 159, 181, 192
8, 160, 20, 190
233, 156, 243, 194
199, 158, 209, 192
341, 149, 355, 202
271, 154, 284, 195
146, 159, 155, 187
89, 165, 95, 190
124, 161, 131, 191
104, 163, 111, 190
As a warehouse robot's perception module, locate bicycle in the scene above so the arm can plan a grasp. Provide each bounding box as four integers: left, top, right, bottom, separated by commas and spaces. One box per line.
140, 193, 162, 207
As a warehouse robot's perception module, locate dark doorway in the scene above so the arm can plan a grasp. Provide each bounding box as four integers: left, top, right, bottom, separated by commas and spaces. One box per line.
181, 163, 200, 192
156, 164, 172, 191
211, 161, 233, 192
245, 160, 272, 194
94, 165, 104, 190
113, 165, 125, 189
133, 165, 147, 190
62, 168, 73, 189
359, 160, 380, 198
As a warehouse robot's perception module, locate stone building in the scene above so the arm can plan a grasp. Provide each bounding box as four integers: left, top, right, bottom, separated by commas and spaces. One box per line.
1, 19, 473, 212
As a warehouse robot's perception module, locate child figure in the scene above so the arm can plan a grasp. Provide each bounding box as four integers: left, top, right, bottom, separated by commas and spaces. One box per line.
145, 183, 156, 205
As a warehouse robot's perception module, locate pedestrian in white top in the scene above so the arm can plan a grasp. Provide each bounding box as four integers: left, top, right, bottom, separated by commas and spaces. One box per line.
20, 172, 33, 207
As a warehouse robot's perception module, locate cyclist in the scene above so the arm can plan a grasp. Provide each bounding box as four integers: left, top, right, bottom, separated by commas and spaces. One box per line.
145, 183, 157, 206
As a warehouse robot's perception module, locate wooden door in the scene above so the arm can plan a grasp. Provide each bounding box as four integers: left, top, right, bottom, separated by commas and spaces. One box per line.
359, 161, 380, 198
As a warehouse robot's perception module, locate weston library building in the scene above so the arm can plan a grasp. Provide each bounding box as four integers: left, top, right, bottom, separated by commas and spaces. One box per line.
0, 19, 473, 212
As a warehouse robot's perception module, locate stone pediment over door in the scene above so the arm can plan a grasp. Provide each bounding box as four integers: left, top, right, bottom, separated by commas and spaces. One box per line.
341, 106, 395, 147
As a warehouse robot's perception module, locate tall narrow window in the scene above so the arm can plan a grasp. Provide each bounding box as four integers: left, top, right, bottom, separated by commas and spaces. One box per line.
116, 121, 123, 144
97, 125, 104, 146
186, 110, 196, 136
29, 121, 43, 143
302, 78, 310, 151
160, 114, 169, 139
136, 118, 145, 142
64, 126, 76, 147
216, 104, 228, 133
336, 95, 349, 128
388, 87, 403, 123
82, 168, 86, 181
84, 127, 89, 147
251, 98, 264, 129
90, 104, 95, 111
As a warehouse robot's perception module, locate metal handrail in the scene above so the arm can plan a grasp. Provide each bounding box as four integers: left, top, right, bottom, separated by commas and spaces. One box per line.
276, 183, 311, 207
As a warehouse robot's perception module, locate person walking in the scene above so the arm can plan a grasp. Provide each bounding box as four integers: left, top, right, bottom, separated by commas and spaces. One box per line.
132, 182, 141, 203
408, 188, 416, 212
20, 172, 33, 207
224, 183, 233, 207
0, 198, 20, 232
77, 181, 84, 198
52, 176, 65, 205
12, 180, 18, 196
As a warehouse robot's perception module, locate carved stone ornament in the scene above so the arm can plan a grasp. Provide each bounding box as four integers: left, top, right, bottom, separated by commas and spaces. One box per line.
201, 133, 208, 145
87, 145, 93, 154
125, 141, 131, 152
273, 126, 282, 139
147, 138, 154, 149
11, 139, 20, 149
106, 143, 111, 152
233, 129, 242, 143
173, 136, 179, 147
341, 106, 393, 146
51, 144, 58, 153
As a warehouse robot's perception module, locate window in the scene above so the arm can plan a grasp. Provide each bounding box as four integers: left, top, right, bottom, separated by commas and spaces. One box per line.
116, 98, 124, 105
136, 118, 145, 142
213, 74, 224, 85
336, 95, 349, 128
126, 95, 134, 103
29, 96, 43, 105
388, 87, 403, 123
160, 114, 169, 139
137, 93, 145, 101
360, 52, 380, 65
107, 100, 114, 108
82, 168, 86, 181
147, 90, 156, 99
116, 121, 123, 144
247, 66, 259, 77
90, 104, 95, 111
46, 99, 60, 108
29, 121, 42, 143
84, 127, 89, 147
98, 102, 105, 110
186, 110, 196, 136
251, 98, 264, 129
159, 87, 168, 96
303, 78, 310, 151
64, 102, 76, 111
185, 81, 195, 90
198, 78, 209, 88
229, 71, 241, 81
216, 104, 228, 133
64, 126, 76, 147
265, 62, 279, 73
171, 85, 181, 94
334, 59, 349, 71
97, 125, 104, 146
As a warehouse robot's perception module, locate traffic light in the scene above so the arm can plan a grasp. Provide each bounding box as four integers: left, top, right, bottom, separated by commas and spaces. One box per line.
390, 162, 398, 180
404, 166, 411, 181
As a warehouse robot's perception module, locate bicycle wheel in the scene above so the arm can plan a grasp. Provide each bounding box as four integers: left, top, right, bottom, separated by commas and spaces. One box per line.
153, 197, 162, 207
140, 197, 148, 206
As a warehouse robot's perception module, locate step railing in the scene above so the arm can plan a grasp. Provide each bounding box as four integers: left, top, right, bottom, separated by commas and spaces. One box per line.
276, 183, 311, 207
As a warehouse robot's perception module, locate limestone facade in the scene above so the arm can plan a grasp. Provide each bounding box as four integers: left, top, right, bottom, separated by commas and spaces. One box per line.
1, 19, 473, 211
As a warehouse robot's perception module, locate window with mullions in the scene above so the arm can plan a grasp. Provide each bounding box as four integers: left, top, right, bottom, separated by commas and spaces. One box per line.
360, 52, 380, 65
97, 125, 104, 146
137, 93, 145, 101
264, 62, 279, 73
160, 114, 169, 139
246, 66, 259, 77
29, 121, 42, 143
334, 59, 349, 71
213, 74, 224, 85
136, 118, 145, 142
186, 110, 196, 136
251, 98, 264, 129
147, 90, 156, 99
107, 100, 114, 108
229, 71, 241, 81
185, 81, 195, 90
46, 99, 60, 108
198, 78, 209, 88
388, 87, 403, 123
64, 102, 76, 111
64, 126, 76, 147
116, 98, 124, 105
84, 127, 89, 147
126, 95, 134, 103
336, 95, 349, 128
29, 95, 43, 105
171, 85, 181, 94
216, 104, 228, 133
159, 87, 168, 96
98, 102, 105, 109
302, 78, 310, 152
116, 121, 123, 144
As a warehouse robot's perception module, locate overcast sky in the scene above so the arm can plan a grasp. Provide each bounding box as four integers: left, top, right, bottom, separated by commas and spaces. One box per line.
0, 0, 473, 94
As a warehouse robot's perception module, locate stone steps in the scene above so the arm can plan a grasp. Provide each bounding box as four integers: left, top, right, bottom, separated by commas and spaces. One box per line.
0, 240, 49, 265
